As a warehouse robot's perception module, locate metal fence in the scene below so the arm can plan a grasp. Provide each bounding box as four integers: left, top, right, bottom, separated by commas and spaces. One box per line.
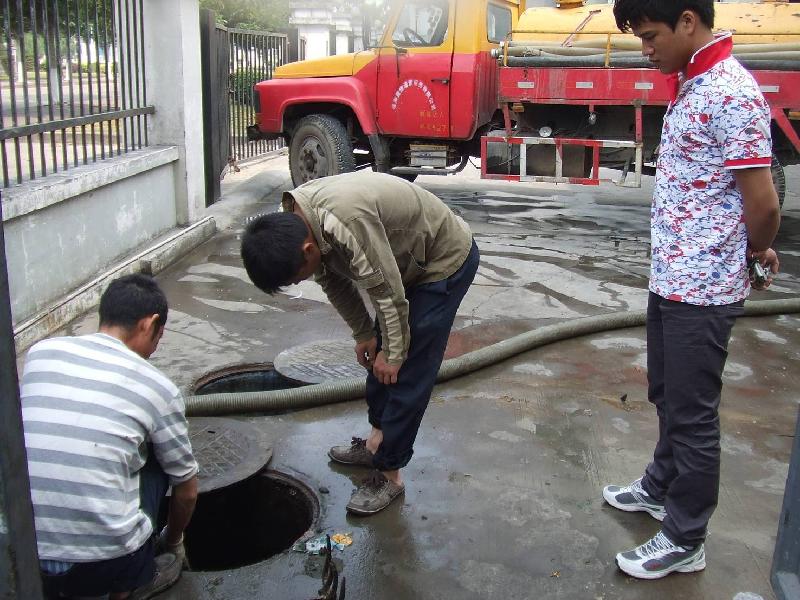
0, 0, 153, 189
228, 28, 287, 167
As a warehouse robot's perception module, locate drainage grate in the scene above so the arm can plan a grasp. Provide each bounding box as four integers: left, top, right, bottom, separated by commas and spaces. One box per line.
189, 417, 273, 493
185, 470, 319, 571
274, 339, 366, 385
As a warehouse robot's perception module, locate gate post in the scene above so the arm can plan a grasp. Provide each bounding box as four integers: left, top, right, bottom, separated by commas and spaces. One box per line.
142, 0, 207, 223
200, 9, 229, 206
772, 406, 800, 600
0, 203, 44, 600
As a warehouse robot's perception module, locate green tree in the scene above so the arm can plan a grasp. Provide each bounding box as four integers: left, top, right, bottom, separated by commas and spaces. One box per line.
199, 0, 291, 31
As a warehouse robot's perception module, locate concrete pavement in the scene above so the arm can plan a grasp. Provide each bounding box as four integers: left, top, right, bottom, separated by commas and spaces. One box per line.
53, 154, 800, 599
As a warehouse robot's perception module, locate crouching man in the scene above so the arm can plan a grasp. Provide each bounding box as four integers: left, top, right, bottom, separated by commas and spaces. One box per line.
241, 172, 479, 516
22, 274, 199, 599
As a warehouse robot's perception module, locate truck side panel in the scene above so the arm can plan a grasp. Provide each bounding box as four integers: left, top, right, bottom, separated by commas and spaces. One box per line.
450, 51, 499, 139
254, 62, 380, 135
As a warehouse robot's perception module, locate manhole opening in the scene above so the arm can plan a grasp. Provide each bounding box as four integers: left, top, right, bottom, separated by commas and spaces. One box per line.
182, 470, 318, 572
194, 363, 305, 396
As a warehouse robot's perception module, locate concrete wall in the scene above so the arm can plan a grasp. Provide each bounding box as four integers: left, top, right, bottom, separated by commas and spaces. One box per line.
3, 149, 179, 323
2, 0, 209, 346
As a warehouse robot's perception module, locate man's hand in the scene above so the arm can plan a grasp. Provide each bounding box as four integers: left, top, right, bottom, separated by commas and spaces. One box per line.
162, 475, 197, 568
748, 247, 780, 290
355, 337, 378, 369
156, 525, 187, 567
372, 351, 401, 385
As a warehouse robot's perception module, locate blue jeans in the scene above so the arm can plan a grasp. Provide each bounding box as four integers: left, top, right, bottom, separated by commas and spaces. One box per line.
368, 240, 480, 471
641, 292, 744, 547
41, 450, 169, 597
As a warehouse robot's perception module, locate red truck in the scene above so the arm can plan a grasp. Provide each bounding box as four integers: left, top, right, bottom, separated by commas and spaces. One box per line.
249, 0, 800, 205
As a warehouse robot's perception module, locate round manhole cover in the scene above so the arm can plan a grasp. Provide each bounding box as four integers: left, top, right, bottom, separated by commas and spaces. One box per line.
188, 417, 273, 493
274, 338, 366, 384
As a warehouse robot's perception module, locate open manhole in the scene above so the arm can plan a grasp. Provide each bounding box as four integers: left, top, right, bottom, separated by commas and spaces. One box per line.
184, 470, 319, 571
194, 362, 303, 395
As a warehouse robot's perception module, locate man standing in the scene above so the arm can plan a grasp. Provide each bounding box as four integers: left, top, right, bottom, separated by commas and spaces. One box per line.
241, 172, 479, 516
603, 0, 781, 580
22, 274, 198, 599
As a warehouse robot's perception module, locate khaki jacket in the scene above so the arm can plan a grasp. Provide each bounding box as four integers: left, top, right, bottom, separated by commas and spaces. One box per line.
283, 172, 473, 365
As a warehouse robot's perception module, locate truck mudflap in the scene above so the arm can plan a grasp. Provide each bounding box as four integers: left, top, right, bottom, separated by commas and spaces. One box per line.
481, 134, 643, 187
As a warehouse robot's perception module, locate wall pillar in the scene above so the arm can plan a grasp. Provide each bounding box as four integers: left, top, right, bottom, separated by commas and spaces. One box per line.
141, 0, 206, 224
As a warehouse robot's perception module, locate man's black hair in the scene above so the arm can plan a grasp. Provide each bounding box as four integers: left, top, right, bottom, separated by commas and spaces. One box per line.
99, 274, 168, 331
613, 0, 714, 32
240, 212, 309, 295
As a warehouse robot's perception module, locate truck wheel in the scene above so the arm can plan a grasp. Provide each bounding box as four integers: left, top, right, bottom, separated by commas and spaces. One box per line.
771, 155, 786, 210
289, 115, 355, 186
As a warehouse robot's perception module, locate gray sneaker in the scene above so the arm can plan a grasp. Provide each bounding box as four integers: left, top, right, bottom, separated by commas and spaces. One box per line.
130, 552, 182, 600
616, 530, 705, 579
328, 437, 374, 467
603, 477, 666, 521
346, 470, 405, 516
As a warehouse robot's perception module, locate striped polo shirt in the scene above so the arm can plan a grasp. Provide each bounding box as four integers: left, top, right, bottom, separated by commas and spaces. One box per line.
21, 333, 198, 562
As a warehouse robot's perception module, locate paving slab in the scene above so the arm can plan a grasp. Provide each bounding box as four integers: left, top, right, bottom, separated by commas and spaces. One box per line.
50, 156, 800, 600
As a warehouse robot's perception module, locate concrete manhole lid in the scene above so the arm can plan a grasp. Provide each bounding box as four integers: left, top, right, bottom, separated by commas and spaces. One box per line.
188, 417, 273, 493
273, 338, 366, 385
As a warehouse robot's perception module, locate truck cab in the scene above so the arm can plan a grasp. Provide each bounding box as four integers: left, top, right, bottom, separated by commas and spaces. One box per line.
251, 0, 519, 185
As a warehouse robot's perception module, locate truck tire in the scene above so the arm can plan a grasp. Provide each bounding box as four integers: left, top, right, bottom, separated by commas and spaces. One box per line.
771, 154, 786, 210
289, 115, 355, 186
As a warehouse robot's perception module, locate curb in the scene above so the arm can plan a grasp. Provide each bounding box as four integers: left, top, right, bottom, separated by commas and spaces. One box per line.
14, 216, 216, 352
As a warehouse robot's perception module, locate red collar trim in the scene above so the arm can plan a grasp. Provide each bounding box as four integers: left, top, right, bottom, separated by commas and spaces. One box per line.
667, 33, 733, 103
686, 33, 733, 80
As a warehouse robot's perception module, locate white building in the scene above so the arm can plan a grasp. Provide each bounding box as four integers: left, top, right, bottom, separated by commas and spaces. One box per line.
290, 0, 364, 59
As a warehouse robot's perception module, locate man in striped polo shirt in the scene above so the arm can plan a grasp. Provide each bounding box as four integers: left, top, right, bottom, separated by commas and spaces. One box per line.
21, 274, 198, 599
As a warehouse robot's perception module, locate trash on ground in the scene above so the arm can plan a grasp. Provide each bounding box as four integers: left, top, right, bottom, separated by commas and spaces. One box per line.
330, 533, 353, 548
294, 533, 353, 554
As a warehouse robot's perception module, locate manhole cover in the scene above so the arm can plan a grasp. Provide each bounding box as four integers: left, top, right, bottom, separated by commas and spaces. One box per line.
188, 417, 273, 493
274, 338, 366, 385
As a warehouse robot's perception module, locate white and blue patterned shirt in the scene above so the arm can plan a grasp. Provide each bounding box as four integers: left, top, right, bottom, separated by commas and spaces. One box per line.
651, 33, 773, 305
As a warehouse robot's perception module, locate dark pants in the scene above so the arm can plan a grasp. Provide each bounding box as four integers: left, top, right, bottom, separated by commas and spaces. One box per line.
641, 292, 743, 547
368, 240, 480, 472
42, 452, 169, 598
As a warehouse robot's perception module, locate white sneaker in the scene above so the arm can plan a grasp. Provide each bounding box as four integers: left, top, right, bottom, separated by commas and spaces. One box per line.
616, 530, 706, 580
603, 477, 666, 521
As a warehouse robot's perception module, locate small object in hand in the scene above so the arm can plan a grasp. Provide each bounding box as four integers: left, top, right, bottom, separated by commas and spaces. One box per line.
748, 257, 768, 287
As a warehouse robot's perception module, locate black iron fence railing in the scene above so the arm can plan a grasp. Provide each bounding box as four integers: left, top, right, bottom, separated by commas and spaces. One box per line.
1, 0, 153, 189
228, 28, 287, 166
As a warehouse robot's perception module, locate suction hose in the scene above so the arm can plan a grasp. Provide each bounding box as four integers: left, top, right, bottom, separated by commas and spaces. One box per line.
185, 297, 800, 416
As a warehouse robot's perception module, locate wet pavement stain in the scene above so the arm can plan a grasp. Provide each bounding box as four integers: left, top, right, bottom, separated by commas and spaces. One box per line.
40, 160, 800, 600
